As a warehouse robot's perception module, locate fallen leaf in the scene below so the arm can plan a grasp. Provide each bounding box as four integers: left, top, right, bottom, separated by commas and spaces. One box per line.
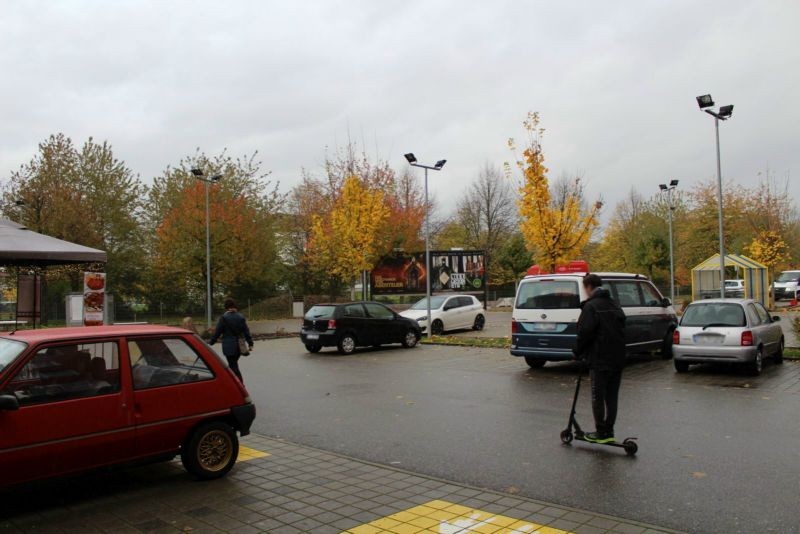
691, 471, 707, 479
406, 401, 416, 405
506, 486, 520, 494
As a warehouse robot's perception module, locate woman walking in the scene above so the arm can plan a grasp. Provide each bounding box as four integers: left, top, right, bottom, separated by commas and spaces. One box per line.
210, 298, 254, 383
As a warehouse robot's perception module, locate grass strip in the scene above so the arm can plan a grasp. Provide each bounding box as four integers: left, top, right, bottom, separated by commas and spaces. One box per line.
421, 335, 510, 349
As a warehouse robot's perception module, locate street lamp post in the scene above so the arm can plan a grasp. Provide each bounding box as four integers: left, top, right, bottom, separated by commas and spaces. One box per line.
659, 180, 679, 303
404, 153, 446, 336
191, 168, 223, 328
696, 94, 733, 298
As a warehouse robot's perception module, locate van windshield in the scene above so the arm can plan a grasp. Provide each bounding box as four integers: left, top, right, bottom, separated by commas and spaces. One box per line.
681, 303, 746, 327
516, 280, 580, 309
0, 338, 27, 373
776, 271, 800, 283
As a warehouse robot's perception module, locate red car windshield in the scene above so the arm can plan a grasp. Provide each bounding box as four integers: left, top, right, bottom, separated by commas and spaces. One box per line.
0, 337, 27, 373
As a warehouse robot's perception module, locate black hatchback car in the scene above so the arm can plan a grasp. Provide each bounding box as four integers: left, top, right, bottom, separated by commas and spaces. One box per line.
301, 302, 422, 354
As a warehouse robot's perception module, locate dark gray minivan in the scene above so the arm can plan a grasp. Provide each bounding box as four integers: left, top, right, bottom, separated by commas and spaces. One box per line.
510, 272, 678, 368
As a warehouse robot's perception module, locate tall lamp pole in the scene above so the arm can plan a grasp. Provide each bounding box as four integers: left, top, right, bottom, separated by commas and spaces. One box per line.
191, 169, 223, 328
696, 94, 733, 298
659, 180, 679, 303
404, 153, 446, 336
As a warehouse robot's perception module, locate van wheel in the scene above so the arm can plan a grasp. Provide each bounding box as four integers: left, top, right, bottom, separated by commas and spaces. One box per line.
660, 329, 674, 359
181, 421, 239, 480
524, 356, 546, 369
774, 338, 784, 364
674, 360, 689, 373
337, 334, 357, 355
305, 344, 321, 353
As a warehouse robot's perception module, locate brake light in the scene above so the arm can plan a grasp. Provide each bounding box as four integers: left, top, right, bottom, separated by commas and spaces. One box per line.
741, 331, 753, 346
511, 320, 518, 334
672, 329, 680, 345
328, 319, 337, 330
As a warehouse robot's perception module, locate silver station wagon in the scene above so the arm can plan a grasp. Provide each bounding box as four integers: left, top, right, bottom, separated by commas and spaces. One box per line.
673, 299, 784, 376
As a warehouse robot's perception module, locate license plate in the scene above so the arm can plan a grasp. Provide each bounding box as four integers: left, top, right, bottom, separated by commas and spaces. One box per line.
306, 334, 319, 340
695, 335, 723, 345
533, 323, 557, 331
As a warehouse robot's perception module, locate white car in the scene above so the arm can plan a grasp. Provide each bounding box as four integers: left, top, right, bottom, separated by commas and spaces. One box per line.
400, 295, 485, 335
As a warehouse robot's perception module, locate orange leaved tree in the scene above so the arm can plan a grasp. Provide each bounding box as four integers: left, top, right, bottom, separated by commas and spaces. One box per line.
507, 112, 602, 272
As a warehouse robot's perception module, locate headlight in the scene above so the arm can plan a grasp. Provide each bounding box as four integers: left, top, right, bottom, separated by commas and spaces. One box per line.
417, 316, 428, 322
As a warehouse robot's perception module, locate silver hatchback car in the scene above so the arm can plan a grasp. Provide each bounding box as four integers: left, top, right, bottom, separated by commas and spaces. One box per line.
673, 299, 784, 376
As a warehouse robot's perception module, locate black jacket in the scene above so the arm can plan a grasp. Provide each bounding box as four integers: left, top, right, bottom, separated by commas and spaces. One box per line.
210, 310, 253, 357
574, 287, 626, 370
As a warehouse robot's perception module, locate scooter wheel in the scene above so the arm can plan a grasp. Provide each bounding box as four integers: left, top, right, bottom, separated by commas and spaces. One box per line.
560, 430, 573, 444
623, 439, 638, 456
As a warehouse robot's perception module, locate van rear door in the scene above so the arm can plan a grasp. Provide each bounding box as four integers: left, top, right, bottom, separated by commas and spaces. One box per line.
512, 278, 581, 359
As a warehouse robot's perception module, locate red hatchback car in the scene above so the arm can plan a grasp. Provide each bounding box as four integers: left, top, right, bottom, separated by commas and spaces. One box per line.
0, 325, 255, 487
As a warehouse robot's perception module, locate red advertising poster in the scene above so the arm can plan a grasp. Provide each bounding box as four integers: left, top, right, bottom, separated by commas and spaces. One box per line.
83, 272, 106, 326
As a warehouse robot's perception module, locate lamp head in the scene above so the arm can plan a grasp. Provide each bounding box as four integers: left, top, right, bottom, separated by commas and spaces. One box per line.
434, 159, 447, 170
659, 184, 668, 191
404, 153, 417, 164
718, 105, 733, 119
191, 168, 204, 177
670, 179, 679, 187
14, 199, 26, 207
211, 174, 223, 182
696, 94, 715, 109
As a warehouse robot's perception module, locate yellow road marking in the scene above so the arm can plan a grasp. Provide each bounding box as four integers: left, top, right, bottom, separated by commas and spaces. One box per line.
238, 445, 271, 461
345, 499, 570, 534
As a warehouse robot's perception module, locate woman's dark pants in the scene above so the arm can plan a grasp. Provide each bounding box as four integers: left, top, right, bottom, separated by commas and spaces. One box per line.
226, 354, 243, 384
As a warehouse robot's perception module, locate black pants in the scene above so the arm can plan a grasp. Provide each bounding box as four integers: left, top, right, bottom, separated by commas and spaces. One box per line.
590, 368, 622, 435
226, 354, 243, 384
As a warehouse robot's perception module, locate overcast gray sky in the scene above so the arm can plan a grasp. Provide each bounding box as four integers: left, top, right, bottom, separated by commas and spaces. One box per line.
1, 0, 798, 221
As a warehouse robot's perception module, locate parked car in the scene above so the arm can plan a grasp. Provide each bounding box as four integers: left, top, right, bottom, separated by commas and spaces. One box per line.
400, 295, 485, 335
511, 272, 677, 368
300, 301, 421, 354
773, 270, 800, 300
724, 279, 745, 298
0, 325, 255, 488
673, 299, 784, 376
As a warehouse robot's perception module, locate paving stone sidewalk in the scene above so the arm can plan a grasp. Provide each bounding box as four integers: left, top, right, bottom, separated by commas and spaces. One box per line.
0, 434, 680, 534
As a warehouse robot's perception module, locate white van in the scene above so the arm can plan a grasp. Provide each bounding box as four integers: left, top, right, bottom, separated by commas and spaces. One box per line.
510, 272, 677, 368
773, 270, 800, 300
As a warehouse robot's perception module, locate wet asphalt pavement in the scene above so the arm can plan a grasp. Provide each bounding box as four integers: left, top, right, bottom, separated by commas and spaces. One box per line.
243, 338, 800, 533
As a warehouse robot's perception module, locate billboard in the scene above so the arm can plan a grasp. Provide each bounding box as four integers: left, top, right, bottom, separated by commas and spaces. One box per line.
370, 250, 485, 295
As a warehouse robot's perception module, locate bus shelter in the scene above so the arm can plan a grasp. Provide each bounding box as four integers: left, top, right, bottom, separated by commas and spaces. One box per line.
0, 218, 106, 328
691, 253, 769, 306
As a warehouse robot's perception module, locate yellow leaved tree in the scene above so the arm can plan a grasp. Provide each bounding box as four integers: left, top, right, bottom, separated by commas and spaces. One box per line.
309, 176, 390, 287
746, 230, 789, 303
507, 112, 602, 272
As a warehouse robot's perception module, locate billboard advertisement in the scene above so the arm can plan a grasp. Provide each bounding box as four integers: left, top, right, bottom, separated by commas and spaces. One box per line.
83, 272, 106, 326
370, 250, 485, 295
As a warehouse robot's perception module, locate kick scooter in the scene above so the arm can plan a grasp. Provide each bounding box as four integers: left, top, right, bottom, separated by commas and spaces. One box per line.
560, 365, 638, 456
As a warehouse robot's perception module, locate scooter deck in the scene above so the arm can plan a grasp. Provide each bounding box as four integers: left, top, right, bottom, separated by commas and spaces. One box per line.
561, 427, 638, 455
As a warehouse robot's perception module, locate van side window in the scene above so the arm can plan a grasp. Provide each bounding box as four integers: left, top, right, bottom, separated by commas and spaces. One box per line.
2, 342, 120, 406
609, 281, 643, 307
639, 282, 663, 307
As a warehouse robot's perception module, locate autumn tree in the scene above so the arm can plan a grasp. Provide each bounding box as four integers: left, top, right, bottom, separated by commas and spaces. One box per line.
287, 144, 427, 296
507, 112, 601, 272
146, 150, 283, 312
456, 163, 516, 284
2, 134, 147, 300
307, 176, 389, 292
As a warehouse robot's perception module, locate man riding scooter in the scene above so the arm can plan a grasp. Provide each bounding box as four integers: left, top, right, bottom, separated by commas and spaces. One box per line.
573, 274, 627, 443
